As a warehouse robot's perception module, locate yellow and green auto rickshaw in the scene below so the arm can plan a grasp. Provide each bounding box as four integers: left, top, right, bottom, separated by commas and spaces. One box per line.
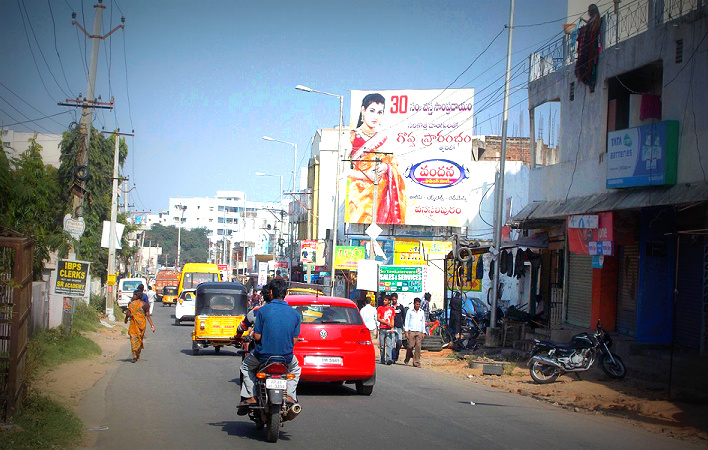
191, 281, 249, 355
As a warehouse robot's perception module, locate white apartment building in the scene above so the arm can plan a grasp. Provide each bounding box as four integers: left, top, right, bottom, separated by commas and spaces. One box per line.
1, 129, 62, 167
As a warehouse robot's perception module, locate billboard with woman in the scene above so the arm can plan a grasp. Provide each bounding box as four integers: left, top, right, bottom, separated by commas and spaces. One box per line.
347, 89, 475, 227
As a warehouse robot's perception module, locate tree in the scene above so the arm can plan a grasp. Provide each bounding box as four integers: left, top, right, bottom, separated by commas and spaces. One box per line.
57, 124, 136, 280
0, 137, 66, 279
143, 224, 209, 267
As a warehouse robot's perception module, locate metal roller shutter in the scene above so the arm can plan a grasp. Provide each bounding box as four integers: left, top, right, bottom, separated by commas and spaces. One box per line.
616, 244, 639, 336
567, 253, 593, 328
675, 235, 702, 349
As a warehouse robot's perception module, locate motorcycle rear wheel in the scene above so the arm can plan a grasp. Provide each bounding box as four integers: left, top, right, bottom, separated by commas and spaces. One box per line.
266, 405, 281, 442
600, 353, 626, 379
529, 360, 560, 384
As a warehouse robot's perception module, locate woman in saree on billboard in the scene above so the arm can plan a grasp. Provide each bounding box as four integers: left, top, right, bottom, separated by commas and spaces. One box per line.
347, 93, 407, 225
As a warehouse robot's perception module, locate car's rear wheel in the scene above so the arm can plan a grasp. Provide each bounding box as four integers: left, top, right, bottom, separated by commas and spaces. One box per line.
192, 341, 199, 356
355, 381, 373, 395
214, 346, 221, 354
174, 317, 180, 326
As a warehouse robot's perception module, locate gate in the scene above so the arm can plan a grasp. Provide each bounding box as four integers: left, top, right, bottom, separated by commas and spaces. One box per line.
0, 227, 34, 422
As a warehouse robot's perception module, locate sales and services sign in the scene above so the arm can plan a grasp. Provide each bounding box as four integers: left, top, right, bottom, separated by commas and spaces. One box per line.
606, 120, 678, 188
378, 265, 423, 292
347, 89, 474, 227
54, 259, 90, 297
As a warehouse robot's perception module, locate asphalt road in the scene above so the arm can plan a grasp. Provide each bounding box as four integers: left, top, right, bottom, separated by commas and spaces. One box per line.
78, 304, 699, 449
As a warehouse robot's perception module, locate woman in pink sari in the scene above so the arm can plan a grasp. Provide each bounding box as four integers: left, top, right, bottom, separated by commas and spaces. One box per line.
347, 93, 407, 224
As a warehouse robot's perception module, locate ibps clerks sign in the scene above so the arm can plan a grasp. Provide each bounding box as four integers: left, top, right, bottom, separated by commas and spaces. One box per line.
55, 259, 90, 297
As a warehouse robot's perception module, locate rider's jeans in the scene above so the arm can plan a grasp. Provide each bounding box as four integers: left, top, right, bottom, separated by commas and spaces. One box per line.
378, 329, 394, 363
240, 353, 301, 402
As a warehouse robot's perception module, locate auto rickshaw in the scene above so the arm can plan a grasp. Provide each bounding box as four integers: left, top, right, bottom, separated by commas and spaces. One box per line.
191, 282, 249, 355
161, 286, 179, 306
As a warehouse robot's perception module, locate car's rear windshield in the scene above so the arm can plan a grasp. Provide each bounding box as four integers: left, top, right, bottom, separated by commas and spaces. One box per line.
291, 304, 363, 325
182, 272, 219, 289
121, 280, 142, 291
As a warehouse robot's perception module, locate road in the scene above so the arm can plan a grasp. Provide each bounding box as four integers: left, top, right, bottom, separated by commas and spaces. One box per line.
78, 304, 699, 449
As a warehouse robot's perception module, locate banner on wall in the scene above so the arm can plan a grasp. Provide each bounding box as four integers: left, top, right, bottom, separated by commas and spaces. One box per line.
394, 240, 453, 265
349, 238, 394, 265
445, 258, 482, 292
347, 89, 474, 227
568, 212, 614, 255
606, 120, 678, 188
334, 246, 366, 270
300, 240, 318, 264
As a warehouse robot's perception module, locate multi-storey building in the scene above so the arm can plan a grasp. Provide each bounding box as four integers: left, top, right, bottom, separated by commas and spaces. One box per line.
514, 0, 708, 351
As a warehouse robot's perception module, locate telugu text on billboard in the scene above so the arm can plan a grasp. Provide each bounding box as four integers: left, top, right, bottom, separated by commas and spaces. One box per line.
347, 89, 474, 227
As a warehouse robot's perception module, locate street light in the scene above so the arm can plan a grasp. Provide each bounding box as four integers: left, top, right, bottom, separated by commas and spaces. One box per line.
262, 136, 297, 195
296, 84, 344, 295
175, 204, 187, 268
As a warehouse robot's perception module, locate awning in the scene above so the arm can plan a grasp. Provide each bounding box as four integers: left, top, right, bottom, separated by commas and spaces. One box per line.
511, 182, 708, 228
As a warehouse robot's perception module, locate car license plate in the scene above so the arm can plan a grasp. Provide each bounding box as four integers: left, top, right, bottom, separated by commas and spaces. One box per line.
265, 379, 287, 390
304, 356, 343, 365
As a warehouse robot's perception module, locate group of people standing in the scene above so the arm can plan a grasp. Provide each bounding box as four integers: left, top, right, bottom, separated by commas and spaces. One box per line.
360, 292, 431, 368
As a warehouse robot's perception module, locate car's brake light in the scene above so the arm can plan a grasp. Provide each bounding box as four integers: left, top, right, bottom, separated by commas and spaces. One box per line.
357, 327, 372, 345
199, 321, 206, 330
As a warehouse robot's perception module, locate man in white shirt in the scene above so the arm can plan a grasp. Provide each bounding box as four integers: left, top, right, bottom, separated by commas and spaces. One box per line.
404, 297, 426, 367
360, 299, 378, 342
145, 285, 156, 316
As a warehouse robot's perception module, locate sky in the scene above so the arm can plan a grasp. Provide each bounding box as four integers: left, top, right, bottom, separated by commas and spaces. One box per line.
1, 0, 571, 214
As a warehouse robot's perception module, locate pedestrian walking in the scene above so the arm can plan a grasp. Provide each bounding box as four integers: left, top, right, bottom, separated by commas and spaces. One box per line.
404, 297, 426, 367
124, 290, 155, 362
377, 294, 395, 365
450, 291, 463, 340
421, 292, 431, 322
391, 293, 406, 363
360, 299, 378, 342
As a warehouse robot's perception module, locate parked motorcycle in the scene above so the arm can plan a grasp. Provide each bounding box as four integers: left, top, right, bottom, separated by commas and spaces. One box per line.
238, 356, 301, 442
528, 320, 626, 384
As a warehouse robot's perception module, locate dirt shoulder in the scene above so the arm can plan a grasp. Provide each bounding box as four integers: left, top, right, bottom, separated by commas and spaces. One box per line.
417, 348, 708, 445
34, 323, 127, 410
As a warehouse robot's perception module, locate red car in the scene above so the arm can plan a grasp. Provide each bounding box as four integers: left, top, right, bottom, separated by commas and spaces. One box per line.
285, 294, 376, 395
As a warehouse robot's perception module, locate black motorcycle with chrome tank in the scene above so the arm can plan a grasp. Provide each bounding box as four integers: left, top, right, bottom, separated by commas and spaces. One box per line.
528, 320, 626, 384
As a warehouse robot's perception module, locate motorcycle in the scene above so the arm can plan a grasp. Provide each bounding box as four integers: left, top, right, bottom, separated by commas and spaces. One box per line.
236, 334, 301, 443
528, 320, 626, 384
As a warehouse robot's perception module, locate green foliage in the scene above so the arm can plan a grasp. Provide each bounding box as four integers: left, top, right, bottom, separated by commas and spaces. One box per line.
72, 301, 101, 333
26, 328, 101, 374
57, 125, 136, 280
0, 137, 67, 280
145, 224, 209, 266
2, 392, 84, 449
89, 293, 106, 313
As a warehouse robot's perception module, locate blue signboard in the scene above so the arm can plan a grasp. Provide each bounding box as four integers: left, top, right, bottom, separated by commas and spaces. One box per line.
606, 120, 678, 188
349, 238, 394, 265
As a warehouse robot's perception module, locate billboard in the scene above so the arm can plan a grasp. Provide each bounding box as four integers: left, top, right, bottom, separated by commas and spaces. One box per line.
334, 245, 366, 270
379, 265, 424, 292
54, 259, 90, 297
394, 239, 452, 266
347, 89, 475, 226
606, 120, 678, 188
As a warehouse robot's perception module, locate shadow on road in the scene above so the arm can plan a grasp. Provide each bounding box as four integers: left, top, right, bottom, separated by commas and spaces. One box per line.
208, 420, 292, 442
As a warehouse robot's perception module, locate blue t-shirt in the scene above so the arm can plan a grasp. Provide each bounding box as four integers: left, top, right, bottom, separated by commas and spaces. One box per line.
253, 299, 301, 362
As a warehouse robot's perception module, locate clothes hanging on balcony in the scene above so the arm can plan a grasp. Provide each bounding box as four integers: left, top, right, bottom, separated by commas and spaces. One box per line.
574, 15, 602, 88
640, 94, 662, 120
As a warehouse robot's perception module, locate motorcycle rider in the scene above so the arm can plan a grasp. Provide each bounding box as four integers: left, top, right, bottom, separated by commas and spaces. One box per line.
238, 279, 301, 407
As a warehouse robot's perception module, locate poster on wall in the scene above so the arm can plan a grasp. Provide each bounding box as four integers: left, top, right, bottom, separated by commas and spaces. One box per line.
300, 240, 318, 264
334, 246, 366, 270
347, 89, 474, 227
568, 212, 614, 255
394, 239, 453, 265
606, 120, 678, 188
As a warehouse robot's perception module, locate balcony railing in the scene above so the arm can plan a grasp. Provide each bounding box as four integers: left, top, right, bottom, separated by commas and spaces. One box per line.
529, 0, 705, 82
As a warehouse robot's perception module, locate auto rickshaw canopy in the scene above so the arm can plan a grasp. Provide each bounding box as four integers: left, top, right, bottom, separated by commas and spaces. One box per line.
195, 282, 248, 316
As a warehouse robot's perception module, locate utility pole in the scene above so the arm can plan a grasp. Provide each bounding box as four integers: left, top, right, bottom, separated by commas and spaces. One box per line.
63, 1, 124, 230
488, 0, 515, 346
104, 129, 133, 321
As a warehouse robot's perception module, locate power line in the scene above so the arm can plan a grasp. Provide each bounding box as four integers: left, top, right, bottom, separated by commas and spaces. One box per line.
47, 0, 75, 97
0, 94, 56, 134
1, 111, 71, 127
0, 81, 69, 128
16, 0, 59, 103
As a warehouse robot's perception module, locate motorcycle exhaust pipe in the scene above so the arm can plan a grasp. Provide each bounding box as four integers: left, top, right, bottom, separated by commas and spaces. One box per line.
529, 355, 564, 370
284, 403, 302, 421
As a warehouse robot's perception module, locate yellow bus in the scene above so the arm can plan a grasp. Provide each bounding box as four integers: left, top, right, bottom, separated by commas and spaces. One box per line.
177, 263, 221, 297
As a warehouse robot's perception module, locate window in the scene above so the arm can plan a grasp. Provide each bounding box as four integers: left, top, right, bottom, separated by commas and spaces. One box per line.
606, 61, 663, 133
292, 304, 364, 325
218, 206, 224, 211
675, 39, 683, 64
569, 82, 575, 102
218, 217, 224, 223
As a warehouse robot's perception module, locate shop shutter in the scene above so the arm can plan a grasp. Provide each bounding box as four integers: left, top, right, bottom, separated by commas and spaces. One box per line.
567, 253, 593, 328
616, 244, 639, 336
675, 235, 702, 350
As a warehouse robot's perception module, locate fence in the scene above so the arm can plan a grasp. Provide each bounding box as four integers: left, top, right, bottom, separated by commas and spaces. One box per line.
529, 0, 705, 82
550, 286, 564, 329
0, 228, 34, 422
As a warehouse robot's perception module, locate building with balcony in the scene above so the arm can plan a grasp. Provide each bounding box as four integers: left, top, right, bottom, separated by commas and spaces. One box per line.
513, 0, 708, 350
